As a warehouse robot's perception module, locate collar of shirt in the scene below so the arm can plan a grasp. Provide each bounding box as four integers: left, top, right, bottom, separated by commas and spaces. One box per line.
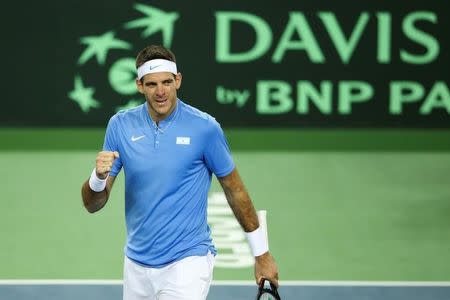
143, 99, 181, 133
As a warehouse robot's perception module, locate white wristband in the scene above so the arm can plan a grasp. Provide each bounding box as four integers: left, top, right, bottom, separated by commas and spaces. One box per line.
88, 168, 107, 192
245, 227, 269, 257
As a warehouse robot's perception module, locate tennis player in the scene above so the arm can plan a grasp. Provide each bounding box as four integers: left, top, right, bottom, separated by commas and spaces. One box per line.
81, 45, 278, 300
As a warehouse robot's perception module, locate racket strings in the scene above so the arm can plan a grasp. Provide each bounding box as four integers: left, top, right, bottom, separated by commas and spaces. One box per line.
258, 291, 276, 300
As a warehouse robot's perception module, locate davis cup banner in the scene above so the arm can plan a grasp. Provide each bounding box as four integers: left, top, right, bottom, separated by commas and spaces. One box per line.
2, 0, 449, 127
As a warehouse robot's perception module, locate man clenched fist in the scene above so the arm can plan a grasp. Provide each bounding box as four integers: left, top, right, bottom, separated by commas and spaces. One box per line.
95, 151, 120, 179
81, 151, 120, 213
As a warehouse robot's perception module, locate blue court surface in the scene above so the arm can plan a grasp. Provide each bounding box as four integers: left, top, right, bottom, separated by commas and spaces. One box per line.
1, 281, 449, 300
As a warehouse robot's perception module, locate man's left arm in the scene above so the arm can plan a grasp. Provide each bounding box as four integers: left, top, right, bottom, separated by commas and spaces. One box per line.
218, 168, 279, 287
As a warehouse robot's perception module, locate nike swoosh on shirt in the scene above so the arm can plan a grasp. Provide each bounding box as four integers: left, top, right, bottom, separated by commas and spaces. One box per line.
131, 135, 145, 142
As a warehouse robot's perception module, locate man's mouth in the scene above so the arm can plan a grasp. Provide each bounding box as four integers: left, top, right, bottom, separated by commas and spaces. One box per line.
155, 98, 168, 106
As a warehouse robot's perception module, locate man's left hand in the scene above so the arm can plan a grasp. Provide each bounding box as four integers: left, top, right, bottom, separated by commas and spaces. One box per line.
255, 251, 279, 287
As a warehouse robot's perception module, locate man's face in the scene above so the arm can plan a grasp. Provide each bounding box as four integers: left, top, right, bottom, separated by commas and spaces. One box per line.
136, 72, 182, 122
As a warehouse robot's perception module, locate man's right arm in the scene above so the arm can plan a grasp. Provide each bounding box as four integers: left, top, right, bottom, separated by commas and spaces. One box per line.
81, 176, 116, 213
81, 151, 119, 213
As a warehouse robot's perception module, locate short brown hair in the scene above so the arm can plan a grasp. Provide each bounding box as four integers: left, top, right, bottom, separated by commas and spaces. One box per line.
135, 45, 176, 69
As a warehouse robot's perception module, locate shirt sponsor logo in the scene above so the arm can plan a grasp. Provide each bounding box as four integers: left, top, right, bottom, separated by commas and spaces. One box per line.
131, 135, 145, 142
176, 137, 190, 145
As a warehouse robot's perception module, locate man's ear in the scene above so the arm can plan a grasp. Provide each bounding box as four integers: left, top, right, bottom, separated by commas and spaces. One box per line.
175, 73, 182, 90
136, 79, 144, 94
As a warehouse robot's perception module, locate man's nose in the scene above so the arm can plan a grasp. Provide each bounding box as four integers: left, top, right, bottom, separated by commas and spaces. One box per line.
156, 84, 165, 96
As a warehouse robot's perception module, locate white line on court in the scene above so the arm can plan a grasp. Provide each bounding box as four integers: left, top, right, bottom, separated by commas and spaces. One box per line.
0, 280, 450, 286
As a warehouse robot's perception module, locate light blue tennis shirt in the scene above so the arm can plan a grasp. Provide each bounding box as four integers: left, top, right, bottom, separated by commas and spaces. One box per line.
103, 99, 235, 267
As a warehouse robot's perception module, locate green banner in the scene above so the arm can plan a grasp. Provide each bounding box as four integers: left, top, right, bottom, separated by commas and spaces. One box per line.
2, 0, 449, 127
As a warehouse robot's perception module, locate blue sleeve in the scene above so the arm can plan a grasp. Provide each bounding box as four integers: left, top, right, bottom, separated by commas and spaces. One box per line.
102, 115, 123, 177
204, 118, 235, 177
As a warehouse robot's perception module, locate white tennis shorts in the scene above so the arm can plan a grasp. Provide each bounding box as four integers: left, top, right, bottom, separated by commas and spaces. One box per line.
123, 252, 215, 300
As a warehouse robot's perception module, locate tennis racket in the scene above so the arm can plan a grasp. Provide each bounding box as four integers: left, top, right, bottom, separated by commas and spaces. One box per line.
256, 278, 280, 300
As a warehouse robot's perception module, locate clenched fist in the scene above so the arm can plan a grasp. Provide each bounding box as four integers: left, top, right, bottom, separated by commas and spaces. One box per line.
95, 151, 119, 179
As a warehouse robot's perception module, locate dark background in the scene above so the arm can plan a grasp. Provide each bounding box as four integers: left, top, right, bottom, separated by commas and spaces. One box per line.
1, 0, 448, 128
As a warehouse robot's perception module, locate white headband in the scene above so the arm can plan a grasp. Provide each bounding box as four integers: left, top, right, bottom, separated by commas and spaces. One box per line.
137, 59, 178, 80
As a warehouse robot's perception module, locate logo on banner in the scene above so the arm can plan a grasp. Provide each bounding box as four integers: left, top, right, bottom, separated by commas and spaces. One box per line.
68, 3, 179, 114
67, 3, 449, 124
